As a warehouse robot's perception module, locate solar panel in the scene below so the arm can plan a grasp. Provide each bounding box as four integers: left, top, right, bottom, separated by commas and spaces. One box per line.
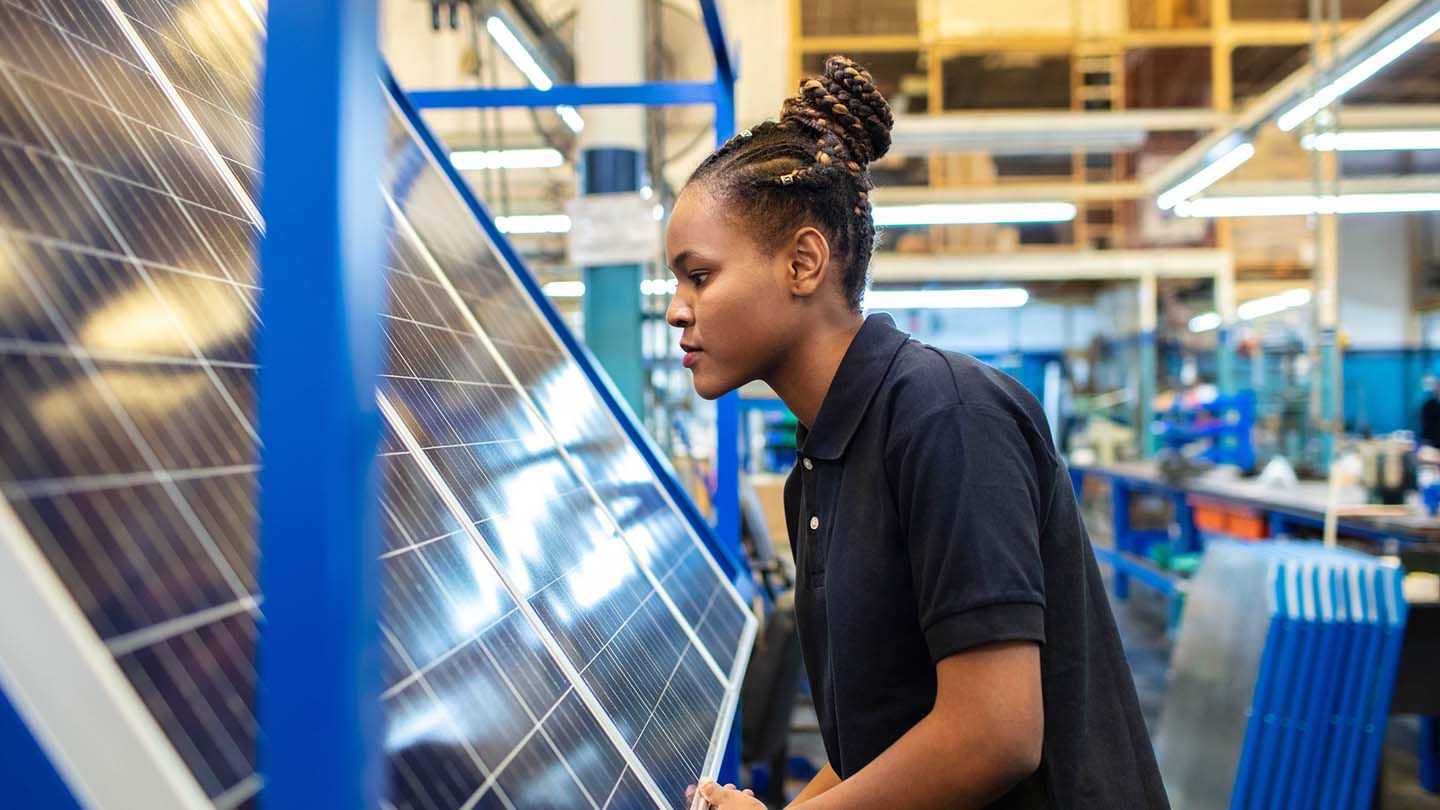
103, 0, 263, 197
0, 1, 755, 808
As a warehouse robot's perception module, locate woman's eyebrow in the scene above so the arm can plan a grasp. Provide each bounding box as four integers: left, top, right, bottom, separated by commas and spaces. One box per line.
667, 249, 697, 273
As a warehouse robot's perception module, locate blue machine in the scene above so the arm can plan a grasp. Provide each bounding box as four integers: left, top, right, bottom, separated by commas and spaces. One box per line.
1157, 389, 1258, 472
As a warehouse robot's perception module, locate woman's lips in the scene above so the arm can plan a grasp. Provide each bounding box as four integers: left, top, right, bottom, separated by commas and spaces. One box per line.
682, 350, 701, 369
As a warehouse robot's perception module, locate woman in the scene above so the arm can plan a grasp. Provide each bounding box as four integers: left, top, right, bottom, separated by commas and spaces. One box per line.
669, 56, 1169, 809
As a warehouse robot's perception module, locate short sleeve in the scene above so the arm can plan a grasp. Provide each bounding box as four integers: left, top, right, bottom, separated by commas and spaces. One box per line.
887, 403, 1048, 662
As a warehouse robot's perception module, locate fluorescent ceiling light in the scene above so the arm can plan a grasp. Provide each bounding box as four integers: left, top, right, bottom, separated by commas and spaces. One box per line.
542, 281, 586, 298
1238, 288, 1311, 320
1175, 192, 1440, 218
873, 202, 1076, 226
485, 16, 552, 90
1188, 289, 1311, 331
1189, 312, 1223, 332
640, 278, 678, 296
544, 279, 680, 299
1278, 9, 1440, 132
555, 105, 585, 133
485, 16, 586, 133
1301, 130, 1440, 151
496, 214, 571, 234
1157, 142, 1255, 210
865, 287, 1030, 310
450, 148, 564, 171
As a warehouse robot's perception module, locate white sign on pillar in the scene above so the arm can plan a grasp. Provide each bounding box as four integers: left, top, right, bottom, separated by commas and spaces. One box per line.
566, 192, 661, 266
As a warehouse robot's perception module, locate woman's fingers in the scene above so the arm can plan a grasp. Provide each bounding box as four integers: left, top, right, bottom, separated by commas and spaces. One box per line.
696, 779, 765, 808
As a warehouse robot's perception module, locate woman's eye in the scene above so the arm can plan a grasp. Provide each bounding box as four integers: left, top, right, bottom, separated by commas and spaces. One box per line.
690, 272, 711, 287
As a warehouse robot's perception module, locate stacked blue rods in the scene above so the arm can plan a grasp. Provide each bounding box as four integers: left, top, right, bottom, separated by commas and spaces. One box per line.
1157, 540, 1408, 810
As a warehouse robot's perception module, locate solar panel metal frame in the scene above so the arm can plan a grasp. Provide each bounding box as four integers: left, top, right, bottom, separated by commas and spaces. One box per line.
0, 1, 757, 807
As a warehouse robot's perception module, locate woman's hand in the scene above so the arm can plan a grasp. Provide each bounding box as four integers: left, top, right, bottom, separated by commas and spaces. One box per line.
695, 778, 766, 809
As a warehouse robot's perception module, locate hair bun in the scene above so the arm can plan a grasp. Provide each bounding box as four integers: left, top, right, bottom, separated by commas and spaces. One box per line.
780, 55, 894, 166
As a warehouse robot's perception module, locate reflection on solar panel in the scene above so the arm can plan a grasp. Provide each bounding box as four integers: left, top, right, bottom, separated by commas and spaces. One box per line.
0, 2, 755, 809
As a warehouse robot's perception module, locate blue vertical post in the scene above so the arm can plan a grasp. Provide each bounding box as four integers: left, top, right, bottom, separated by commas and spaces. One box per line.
1319, 327, 1340, 467
1269, 511, 1288, 540
580, 149, 646, 415
258, 2, 388, 808
1172, 491, 1197, 553
1110, 479, 1131, 600
707, 9, 742, 565
1138, 273, 1158, 458
577, 0, 648, 418
1139, 331, 1158, 457
1217, 325, 1236, 396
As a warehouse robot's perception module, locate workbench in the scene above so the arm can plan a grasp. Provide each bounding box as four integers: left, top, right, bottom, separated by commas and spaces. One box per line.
1073, 460, 1440, 600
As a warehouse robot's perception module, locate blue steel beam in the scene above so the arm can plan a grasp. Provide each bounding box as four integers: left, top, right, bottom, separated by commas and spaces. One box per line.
258, 2, 388, 808
697, 0, 737, 88
407, 81, 719, 109
709, 66, 743, 583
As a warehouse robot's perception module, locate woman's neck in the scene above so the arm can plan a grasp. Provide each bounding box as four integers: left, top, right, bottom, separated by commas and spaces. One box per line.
764, 314, 865, 428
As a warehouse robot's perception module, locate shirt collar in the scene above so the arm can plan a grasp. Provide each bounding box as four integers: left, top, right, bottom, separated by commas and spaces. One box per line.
796, 313, 909, 461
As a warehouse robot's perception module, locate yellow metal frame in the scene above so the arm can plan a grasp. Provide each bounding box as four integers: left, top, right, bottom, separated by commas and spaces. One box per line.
786, 0, 1371, 257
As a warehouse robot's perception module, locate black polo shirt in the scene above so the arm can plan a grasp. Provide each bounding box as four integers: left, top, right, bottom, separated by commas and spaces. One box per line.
783, 314, 1168, 808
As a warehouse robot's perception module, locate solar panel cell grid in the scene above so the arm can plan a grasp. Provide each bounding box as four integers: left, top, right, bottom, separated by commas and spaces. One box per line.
381, 139, 750, 673
378, 211, 731, 809
380, 433, 642, 810
107, 0, 262, 195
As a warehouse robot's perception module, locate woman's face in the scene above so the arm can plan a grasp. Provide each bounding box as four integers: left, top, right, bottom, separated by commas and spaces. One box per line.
664, 186, 798, 400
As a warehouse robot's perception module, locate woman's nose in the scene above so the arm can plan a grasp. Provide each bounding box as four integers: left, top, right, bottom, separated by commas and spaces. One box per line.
667, 295, 693, 329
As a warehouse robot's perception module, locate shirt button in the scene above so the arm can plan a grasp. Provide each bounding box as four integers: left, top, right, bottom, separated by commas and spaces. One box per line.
809, 516, 820, 531
803, 458, 814, 471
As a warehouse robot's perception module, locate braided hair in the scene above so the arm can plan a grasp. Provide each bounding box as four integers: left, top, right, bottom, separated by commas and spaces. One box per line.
685, 55, 894, 311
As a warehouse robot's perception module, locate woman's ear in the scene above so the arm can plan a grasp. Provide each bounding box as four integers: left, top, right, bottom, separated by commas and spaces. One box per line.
788, 226, 832, 298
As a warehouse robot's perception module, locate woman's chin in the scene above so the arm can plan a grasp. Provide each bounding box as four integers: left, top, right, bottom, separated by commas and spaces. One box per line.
691, 369, 740, 401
